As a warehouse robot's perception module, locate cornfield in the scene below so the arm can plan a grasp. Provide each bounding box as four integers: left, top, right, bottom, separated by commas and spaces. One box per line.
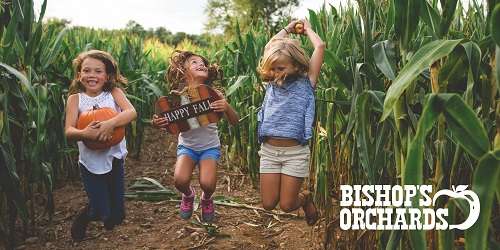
0, 0, 499, 249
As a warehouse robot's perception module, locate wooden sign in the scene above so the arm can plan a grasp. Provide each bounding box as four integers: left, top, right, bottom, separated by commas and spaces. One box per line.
155, 84, 222, 134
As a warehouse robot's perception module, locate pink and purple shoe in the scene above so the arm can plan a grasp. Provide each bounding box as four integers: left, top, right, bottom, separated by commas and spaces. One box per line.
201, 193, 215, 222
179, 187, 195, 219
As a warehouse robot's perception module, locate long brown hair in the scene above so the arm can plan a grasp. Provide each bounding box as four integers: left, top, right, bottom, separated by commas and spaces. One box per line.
69, 50, 128, 94
166, 50, 222, 91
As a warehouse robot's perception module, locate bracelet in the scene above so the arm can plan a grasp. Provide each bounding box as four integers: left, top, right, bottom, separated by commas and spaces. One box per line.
282, 27, 289, 34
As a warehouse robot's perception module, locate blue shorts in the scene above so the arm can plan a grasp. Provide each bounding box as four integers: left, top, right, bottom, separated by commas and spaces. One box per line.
177, 145, 221, 164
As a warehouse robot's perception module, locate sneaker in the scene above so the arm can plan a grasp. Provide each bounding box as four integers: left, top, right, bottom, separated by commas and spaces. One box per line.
71, 207, 90, 241
179, 187, 195, 219
201, 193, 214, 222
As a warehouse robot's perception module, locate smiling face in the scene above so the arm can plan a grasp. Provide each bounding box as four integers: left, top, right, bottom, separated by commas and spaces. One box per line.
269, 56, 299, 84
184, 55, 208, 86
78, 57, 109, 96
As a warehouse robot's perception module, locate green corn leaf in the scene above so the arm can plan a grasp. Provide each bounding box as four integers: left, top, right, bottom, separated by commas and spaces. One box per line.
438, 46, 467, 91
439, 0, 458, 37
381, 39, 462, 121
226, 75, 249, 97
441, 94, 489, 159
404, 94, 442, 250
41, 27, 70, 70
372, 40, 397, 80
385, 230, 402, 250
324, 50, 352, 89
420, 0, 441, 38
461, 41, 482, 86
394, 0, 422, 50
491, 3, 500, 47
439, 200, 456, 250
0, 63, 36, 100
355, 92, 373, 183
465, 150, 500, 250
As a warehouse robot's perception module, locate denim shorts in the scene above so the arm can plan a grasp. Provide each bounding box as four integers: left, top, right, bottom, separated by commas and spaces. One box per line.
177, 145, 221, 164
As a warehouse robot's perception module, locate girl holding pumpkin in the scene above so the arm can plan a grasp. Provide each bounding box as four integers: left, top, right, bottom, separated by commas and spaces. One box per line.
152, 50, 239, 222
64, 50, 137, 241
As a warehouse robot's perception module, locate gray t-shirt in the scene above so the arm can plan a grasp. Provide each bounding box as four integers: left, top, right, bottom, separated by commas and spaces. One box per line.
178, 123, 220, 151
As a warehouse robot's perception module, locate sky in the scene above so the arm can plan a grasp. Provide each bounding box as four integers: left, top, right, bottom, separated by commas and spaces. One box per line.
33, 0, 475, 34
33, 0, 336, 34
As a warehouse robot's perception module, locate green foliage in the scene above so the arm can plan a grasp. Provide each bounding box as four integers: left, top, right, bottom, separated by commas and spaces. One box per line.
1, 1, 499, 249
205, 0, 299, 35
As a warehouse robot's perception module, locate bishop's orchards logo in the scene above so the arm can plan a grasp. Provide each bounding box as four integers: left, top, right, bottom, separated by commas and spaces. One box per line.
339, 185, 480, 230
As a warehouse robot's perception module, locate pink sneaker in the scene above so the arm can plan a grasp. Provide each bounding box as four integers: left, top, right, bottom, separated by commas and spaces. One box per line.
179, 187, 195, 219
201, 193, 214, 222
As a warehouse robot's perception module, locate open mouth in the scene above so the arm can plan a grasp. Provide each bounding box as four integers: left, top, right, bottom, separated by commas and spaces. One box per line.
86, 79, 99, 86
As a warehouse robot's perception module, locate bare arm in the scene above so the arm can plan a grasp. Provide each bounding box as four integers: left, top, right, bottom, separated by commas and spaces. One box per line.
94, 88, 137, 141
64, 94, 99, 141
303, 20, 325, 88
110, 88, 137, 127
223, 103, 239, 126
210, 90, 239, 126
265, 20, 302, 48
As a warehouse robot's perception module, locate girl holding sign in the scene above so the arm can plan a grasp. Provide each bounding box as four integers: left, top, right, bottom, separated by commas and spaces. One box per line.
153, 50, 239, 222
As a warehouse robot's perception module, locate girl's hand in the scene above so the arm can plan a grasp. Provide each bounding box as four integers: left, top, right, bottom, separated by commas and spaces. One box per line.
95, 120, 115, 142
152, 114, 169, 131
82, 121, 100, 140
210, 90, 229, 113
302, 19, 312, 35
286, 20, 302, 34
210, 99, 229, 113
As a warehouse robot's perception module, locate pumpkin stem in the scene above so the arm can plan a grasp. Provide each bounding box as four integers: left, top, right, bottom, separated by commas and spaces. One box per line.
92, 104, 99, 110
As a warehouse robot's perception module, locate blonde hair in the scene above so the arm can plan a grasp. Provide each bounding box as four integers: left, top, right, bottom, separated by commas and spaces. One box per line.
69, 50, 127, 94
166, 50, 222, 91
257, 38, 309, 83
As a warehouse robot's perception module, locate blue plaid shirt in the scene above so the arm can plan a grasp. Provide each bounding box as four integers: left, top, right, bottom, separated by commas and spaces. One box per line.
257, 76, 315, 145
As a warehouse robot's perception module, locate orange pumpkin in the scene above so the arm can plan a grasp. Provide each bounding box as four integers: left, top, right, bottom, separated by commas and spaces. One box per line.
77, 107, 125, 150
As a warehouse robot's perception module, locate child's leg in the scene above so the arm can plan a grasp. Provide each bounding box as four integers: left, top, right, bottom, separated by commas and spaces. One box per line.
198, 147, 220, 222
260, 173, 281, 210
174, 155, 196, 195
279, 145, 318, 224
259, 143, 283, 210
175, 145, 199, 219
73, 164, 113, 240
199, 158, 217, 198
198, 147, 220, 198
107, 158, 125, 227
80, 165, 111, 221
278, 174, 304, 212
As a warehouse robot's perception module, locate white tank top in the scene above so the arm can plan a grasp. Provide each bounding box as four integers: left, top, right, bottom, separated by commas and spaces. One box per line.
178, 123, 220, 151
77, 91, 127, 174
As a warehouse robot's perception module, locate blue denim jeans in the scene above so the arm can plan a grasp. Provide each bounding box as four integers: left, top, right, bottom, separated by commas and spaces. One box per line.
79, 158, 125, 225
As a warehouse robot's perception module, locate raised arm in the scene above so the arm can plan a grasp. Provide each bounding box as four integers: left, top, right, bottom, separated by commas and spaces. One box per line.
303, 20, 325, 88
265, 20, 303, 48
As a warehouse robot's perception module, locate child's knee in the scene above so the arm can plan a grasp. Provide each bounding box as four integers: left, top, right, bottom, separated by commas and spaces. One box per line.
279, 200, 298, 213
174, 176, 190, 189
263, 203, 276, 211
262, 200, 278, 211
199, 180, 215, 194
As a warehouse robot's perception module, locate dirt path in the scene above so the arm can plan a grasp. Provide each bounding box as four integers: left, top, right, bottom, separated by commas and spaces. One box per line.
22, 127, 323, 250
